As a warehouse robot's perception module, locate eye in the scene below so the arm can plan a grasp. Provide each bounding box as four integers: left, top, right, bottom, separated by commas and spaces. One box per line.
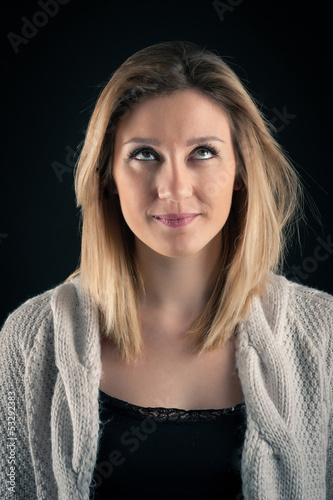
190, 144, 220, 160
128, 147, 158, 161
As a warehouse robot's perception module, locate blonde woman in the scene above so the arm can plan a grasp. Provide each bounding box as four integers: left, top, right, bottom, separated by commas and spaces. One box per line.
0, 41, 332, 500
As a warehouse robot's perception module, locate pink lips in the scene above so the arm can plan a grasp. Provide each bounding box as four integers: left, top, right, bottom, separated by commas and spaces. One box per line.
152, 213, 200, 228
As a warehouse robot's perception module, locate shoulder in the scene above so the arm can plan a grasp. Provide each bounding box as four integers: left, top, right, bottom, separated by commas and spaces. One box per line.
239, 274, 333, 379
268, 271, 333, 300
266, 273, 333, 324
261, 273, 333, 358
244, 273, 333, 349
0, 277, 82, 355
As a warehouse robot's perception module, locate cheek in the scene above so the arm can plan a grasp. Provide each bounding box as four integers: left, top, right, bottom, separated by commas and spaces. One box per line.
116, 192, 143, 236
201, 163, 236, 199
115, 174, 150, 223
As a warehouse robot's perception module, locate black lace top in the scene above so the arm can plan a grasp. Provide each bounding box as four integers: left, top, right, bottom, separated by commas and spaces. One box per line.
89, 390, 247, 500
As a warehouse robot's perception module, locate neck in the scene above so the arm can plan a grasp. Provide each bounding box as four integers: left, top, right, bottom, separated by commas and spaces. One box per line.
135, 233, 223, 321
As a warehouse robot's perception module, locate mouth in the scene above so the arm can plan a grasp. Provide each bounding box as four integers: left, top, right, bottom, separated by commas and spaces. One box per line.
152, 213, 200, 228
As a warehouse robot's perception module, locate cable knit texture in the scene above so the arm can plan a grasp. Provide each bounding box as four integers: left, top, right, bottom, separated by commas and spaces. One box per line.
0, 274, 332, 499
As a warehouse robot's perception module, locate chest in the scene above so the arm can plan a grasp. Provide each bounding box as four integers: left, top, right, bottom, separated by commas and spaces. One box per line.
99, 336, 244, 410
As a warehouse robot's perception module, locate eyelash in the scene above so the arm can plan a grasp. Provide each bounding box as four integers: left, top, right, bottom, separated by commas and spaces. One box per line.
127, 143, 220, 161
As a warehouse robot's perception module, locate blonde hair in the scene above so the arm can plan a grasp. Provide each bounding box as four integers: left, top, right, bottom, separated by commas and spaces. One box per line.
69, 41, 302, 363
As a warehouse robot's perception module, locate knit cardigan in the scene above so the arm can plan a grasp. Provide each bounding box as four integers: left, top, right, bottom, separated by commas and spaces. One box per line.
0, 273, 332, 500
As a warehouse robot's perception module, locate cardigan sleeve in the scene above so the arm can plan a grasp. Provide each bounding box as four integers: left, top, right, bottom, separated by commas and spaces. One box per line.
0, 291, 58, 500
281, 279, 333, 499
0, 306, 38, 499
327, 308, 333, 498
328, 407, 333, 498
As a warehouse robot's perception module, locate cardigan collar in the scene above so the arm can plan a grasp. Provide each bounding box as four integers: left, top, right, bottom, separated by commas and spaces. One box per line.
51, 273, 306, 499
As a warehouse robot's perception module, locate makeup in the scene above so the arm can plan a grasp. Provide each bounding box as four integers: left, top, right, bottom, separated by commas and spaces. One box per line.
152, 213, 200, 228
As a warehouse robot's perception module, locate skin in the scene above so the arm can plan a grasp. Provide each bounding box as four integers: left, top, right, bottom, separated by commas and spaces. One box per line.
112, 89, 239, 325
100, 90, 244, 409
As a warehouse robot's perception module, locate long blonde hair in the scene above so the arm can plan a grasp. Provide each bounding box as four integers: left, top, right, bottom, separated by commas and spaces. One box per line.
69, 41, 302, 363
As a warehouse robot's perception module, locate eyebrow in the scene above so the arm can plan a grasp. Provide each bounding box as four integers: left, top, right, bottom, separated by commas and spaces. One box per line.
122, 136, 225, 146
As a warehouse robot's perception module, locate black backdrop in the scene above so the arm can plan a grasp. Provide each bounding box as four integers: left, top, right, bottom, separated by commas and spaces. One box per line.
1, 0, 332, 325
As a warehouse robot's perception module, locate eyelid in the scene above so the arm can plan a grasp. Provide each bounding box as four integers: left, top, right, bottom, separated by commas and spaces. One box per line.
127, 142, 220, 161
189, 143, 220, 158
127, 145, 159, 161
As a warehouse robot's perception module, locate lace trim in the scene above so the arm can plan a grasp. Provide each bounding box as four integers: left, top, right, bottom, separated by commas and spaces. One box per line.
99, 391, 246, 423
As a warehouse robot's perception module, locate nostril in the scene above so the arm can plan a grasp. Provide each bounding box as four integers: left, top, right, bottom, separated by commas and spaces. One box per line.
157, 181, 193, 201
157, 188, 193, 202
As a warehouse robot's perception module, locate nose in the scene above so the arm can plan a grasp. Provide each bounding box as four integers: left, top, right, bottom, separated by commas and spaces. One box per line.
156, 159, 193, 202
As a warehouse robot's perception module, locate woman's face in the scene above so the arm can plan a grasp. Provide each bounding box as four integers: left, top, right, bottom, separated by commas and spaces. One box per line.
112, 89, 239, 258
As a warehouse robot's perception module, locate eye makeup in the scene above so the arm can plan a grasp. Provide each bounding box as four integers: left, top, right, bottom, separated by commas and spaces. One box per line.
126, 142, 221, 162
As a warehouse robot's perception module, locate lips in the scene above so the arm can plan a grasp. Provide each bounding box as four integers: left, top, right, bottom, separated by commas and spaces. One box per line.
152, 213, 200, 228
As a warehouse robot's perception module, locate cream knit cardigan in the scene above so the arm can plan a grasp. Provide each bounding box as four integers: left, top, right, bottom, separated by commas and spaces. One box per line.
0, 273, 332, 500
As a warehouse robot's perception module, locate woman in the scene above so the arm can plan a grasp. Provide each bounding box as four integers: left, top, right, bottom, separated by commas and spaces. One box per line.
0, 41, 332, 500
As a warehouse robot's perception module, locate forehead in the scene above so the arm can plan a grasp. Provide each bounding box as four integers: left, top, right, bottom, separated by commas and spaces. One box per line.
115, 89, 232, 145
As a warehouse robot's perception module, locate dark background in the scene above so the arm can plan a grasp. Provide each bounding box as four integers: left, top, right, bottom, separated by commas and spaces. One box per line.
1, 0, 332, 325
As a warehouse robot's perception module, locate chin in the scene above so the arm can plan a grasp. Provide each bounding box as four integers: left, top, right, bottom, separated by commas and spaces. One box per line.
153, 243, 206, 258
